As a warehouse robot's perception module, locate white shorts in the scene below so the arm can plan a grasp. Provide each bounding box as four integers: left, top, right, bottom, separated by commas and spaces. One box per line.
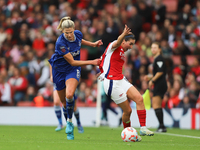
103, 77, 132, 104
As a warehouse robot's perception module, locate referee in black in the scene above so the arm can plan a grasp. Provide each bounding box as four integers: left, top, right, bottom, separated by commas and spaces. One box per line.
144, 42, 168, 132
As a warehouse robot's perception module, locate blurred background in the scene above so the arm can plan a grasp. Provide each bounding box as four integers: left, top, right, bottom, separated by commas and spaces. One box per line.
0, 0, 200, 128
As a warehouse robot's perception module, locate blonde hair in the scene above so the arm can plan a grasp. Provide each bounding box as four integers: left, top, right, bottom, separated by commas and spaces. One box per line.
57, 16, 75, 31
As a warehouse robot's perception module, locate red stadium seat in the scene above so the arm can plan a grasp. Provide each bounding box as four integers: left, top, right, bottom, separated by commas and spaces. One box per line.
104, 4, 114, 15
80, 48, 88, 60
162, 0, 178, 13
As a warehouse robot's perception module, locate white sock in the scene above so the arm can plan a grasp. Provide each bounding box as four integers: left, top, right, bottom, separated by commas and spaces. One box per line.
67, 118, 72, 122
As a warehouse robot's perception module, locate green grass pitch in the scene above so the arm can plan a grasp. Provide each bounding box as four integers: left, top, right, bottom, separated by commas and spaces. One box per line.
0, 126, 200, 150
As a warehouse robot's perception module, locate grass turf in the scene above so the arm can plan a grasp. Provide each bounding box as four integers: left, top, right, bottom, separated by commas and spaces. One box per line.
0, 126, 200, 150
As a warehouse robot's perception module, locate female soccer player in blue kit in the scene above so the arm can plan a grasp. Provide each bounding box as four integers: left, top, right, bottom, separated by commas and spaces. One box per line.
48, 16, 103, 140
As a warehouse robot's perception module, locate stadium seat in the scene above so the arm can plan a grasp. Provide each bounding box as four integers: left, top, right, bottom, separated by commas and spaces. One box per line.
162, 0, 178, 13
80, 48, 88, 60
17, 101, 34, 107
172, 55, 200, 66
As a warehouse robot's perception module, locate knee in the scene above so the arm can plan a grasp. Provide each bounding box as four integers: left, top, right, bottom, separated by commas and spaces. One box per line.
136, 95, 144, 105
54, 101, 60, 106
66, 92, 74, 100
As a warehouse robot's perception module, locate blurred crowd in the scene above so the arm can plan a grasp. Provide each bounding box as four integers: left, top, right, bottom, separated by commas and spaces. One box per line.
0, 0, 200, 109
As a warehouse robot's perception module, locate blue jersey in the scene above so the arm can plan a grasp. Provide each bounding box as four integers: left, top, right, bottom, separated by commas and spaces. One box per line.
49, 30, 83, 73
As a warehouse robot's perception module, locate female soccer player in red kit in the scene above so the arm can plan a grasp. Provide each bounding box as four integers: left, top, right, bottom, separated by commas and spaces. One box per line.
98, 25, 154, 141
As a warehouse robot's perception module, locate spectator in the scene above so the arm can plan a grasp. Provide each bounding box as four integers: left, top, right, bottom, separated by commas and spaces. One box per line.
190, 57, 200, 77
28, 56, 50, 88
32, 31, 46, 57
0, 74, 12, 106
77, 82, 86, 102
177, 94, 192, 109
134, 0, 152, 23
168, 88, 181, 108
8, 66, 28, 105
187, 81, 200, 107
152, 0, 166, 26
17, 30, 32, 49
172, 77, 185, 101
38, 80, 53, 102
161, 19, 171, 40
168, 25, 176, 48
160, 39, 173, 58
182, 25, 193, 46
136, 31, 146, 50
26, 85, 36, 102
172, 39, 191, 55
127, 5, 143, 40
193, 38, 200, 55
85, 87, 94, 105
177, 4, 192, 31
188, 33, 197, 53
148, 24, 159, 42
0, 26, 7, 47
141, 36, 152, 57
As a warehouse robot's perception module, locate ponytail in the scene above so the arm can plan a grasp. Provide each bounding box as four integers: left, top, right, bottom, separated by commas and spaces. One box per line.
57, 16, 75, 31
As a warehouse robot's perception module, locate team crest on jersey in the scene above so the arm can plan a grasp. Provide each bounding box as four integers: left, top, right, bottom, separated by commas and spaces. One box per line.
60, 46, 66, 53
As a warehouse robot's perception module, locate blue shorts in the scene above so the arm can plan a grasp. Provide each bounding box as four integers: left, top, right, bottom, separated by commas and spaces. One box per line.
52, 67, 81, 91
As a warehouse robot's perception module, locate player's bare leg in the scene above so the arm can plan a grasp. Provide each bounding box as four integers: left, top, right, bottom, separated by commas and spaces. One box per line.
117, 100, 132, 128
127, 86, 154, 136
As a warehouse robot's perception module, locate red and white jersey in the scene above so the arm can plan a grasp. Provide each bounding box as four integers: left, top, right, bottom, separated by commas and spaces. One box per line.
99, 41, 125, 80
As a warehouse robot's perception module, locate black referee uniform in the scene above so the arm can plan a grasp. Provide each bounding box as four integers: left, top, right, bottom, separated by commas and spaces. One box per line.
152, 54, 167, 98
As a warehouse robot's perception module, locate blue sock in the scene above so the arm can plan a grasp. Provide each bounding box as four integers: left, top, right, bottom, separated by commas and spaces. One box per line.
54, 105, 62, 125
62, 107, 68, 122
66, 97, 75, 120
74, 109, 81, 126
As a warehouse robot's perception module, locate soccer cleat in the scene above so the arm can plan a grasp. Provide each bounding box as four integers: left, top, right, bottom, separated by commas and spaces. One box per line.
55, 125, 64, 132
140, 126, 154, 136
136, 135, 142, 142
78, 125, 84, 133
65, 121, 74, 134
67, 131, 74, 140
156, 127, 167, 132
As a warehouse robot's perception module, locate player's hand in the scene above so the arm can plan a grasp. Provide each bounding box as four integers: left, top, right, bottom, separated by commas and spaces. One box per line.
94, 40, 103, 47
92, 58, 101, 66
122, 25, 131, 36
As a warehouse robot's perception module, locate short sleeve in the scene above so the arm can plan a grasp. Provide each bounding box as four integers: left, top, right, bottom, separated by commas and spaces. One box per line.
55, 42, 69, 56
155, 57, 165, 72
74, 30, 83, 39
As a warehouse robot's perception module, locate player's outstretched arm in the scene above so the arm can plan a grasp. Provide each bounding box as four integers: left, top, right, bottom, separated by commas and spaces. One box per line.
63, 53, 101, 66
81, 39, 103, 47
112, 25, 131, 49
